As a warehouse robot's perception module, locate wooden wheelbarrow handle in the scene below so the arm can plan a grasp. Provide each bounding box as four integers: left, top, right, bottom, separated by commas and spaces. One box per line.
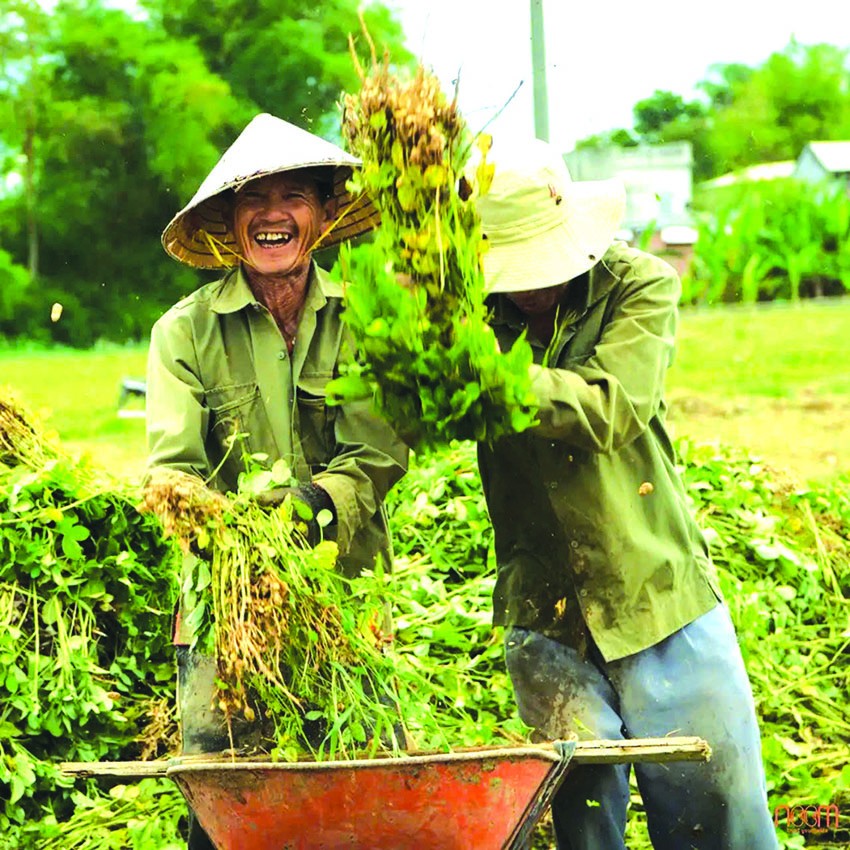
60, 736, 711, 779
573, 735, 711, 764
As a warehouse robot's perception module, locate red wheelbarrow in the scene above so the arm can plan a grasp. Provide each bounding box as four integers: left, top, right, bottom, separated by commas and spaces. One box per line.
63, 736, 709, 850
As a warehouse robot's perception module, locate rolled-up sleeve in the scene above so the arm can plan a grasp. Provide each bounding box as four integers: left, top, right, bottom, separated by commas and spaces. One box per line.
529, 255, 680, 452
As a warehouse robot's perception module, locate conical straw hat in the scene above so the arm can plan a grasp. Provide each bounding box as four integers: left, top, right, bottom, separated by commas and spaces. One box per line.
161, 113, 380, 269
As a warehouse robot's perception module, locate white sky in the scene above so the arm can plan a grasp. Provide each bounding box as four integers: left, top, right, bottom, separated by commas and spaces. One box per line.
388, 0, 850, 151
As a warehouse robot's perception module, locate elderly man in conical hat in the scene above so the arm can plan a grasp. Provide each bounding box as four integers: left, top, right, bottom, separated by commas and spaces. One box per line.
147, 114, 408, 850
474, 138, 778, 849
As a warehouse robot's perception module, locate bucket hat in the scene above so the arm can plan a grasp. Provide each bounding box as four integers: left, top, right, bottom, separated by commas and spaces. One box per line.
161, 113, 380, 269
475, 138, 625, 293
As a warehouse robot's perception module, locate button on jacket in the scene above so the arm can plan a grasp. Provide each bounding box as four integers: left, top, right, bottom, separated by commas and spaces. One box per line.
479, 242, 721, 661
146, 263, 408, 582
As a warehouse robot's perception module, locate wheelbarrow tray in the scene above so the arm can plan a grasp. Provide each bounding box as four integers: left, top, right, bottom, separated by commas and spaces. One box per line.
61, 737, 709, 849
166, 744, 574, 850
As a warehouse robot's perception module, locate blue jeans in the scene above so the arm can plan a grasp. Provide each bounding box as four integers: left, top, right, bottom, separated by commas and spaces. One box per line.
505, 604, 779, 849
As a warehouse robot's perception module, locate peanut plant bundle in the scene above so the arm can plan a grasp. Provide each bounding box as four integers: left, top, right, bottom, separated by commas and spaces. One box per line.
141, 468, 408, 760
326, 52, 538, 449
0, 391, 59, 468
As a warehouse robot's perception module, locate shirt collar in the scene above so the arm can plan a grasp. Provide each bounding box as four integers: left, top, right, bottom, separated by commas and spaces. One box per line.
586, 244, 620, 305
209, 262, 342, 314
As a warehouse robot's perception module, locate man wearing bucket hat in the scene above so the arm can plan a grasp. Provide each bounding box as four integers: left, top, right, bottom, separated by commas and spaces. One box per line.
475, 138, 777, 849
147, 113, 408, 850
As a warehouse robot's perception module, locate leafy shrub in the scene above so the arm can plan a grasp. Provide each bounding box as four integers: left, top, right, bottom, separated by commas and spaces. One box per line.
686, 178, 850, 305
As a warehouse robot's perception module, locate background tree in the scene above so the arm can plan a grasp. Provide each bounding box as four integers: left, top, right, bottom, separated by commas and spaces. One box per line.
575, 128, 638, 149
697, 61, 754, 111
633, 89, 704, 138
0, 0, 411, 346
0, 0, 52, 282
633, 89, 713, 179
574, 88, 713, 178
573, 42, 850, 182
707, 41, 850, 174
146, 0, 410, 141
1, 1, 246, 345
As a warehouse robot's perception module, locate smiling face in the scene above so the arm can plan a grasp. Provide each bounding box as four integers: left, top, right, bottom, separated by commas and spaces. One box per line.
230, 170, 336, 278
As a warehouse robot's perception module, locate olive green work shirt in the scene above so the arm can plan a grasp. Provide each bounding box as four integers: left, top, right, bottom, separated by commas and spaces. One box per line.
146, 263, 408, 581
479, 242, 721, 662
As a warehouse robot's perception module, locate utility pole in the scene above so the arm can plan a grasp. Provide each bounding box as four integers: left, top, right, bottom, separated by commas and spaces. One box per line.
530, 0, 549, 141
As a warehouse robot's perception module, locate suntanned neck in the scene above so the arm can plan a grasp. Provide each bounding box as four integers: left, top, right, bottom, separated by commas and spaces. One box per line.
526, 307, 559, 347
245, 263, 311, 350
507, 281, 573, 347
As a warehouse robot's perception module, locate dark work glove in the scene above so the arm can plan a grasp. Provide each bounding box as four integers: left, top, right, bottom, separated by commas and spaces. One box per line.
254, 483, 336, 546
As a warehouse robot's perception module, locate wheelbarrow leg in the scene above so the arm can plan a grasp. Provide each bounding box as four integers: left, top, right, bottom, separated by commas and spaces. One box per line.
505, 739, 577, 850
187, 812, 218, 850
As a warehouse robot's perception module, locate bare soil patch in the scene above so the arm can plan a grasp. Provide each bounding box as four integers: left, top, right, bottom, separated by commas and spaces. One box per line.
667, 388, 850, 486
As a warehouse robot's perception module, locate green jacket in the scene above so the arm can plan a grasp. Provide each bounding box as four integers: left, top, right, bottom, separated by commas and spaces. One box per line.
479, 242, 720, 662
146, 263, 408, 582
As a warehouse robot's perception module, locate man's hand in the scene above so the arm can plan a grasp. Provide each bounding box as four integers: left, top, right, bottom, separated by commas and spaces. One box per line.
254, 484, 336, 546
254, 486, 297, 508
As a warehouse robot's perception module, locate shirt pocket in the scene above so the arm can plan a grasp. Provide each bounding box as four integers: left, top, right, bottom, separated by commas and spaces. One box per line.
295, 373, 336, 470
205, 382, 262, 488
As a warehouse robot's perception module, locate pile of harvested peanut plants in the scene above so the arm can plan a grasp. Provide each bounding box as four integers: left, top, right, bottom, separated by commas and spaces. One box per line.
0, 390, 178, 833
326, 47, 538, 449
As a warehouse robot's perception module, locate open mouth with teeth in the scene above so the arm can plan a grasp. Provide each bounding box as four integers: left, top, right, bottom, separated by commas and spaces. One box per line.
254, 231, 295, 248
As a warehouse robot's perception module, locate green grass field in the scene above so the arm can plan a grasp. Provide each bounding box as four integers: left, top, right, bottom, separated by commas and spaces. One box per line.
2, 297, 849, 485
665, 298, 850, 484
1, 343, 150, 479
669, 298, 850, 397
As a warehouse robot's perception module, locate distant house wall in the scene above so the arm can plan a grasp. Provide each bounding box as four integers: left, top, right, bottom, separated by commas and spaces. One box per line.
565, 142, 696, 277
565, 142, 694, 231
793, 141, 850, 191
794, 146, 831, 184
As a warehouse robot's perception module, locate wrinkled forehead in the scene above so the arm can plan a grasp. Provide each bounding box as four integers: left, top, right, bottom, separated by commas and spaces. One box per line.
236, 168, 330, 197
